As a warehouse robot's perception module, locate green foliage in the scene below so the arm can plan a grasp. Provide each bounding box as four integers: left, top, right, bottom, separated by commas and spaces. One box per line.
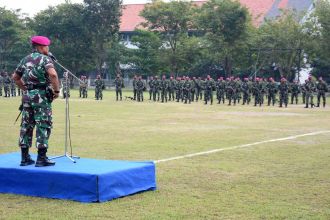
196, 0, 251, 76
140, 0, 195, 74
31, 3, 94, 75
305, 0, 330, 78
130, 30, 165, 75
250, 11, 306, 80
0, 7, 33, 71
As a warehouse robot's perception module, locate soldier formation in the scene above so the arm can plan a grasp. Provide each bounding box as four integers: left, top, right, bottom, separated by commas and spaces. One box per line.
0, 72, 22, 98
127, 75, 328, 108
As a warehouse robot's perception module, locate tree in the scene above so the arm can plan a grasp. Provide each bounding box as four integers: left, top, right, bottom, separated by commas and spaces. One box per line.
140, 0, 195, 74
83, 0, 122, 74
196, 0, 251, 77
305, 0, 330, 78
252, 11, 306, 80
0, 7, 32, 71
31, 3, 94, 75
130, 30, 165, 76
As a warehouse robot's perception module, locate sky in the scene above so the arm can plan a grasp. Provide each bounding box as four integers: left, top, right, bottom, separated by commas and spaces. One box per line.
0, 0, 152, 17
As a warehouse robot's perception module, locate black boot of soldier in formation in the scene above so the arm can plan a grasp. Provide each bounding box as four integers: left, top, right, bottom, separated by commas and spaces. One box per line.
35, 148, 55, 167
20, 147, 35, 166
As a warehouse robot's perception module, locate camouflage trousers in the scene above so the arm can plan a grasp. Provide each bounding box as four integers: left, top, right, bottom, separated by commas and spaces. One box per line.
19, 91, 52, 149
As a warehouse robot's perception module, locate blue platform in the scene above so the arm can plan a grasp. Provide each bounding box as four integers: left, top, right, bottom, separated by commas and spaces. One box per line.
0, 152, 156, 203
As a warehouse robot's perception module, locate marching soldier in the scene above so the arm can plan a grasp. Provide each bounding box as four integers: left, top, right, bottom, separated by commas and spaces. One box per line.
0, 72, 3, 96
316, 77, 328, 107
253, 78, 263, 107
182, 76, 192, 104
3, 72, 11, 97
175, 77, 182, 102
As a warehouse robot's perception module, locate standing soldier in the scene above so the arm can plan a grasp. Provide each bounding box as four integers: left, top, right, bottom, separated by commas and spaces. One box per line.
241, 78, 250, 105
79, 75, 84, 98
316, 77, 328, 107
175, 77, 181, 102
132, 75, 138, 100
95, 74, 104, 100
304, 76, 316, 108
279, 78, 289, 108
114, 74, 124, 101
168, 76, 175, 101
182, 76, 192, 104
226, 77, 235, 106
148, 76, 154, 100
12, 35, 59, 167
252, 78, 263, 107
290, 80, 300, 105
153, 76, 160, 101
3, 72, 11, 97
0, 72, 3, 96
10, 75, 17, 97
81, 76, 88, 98
136, 76, 145, 102
190, 77, 196, 102
160, 75, 169, 103
196, 77, 203, 101
266, 77, 277, 106
204, 75, 215, 105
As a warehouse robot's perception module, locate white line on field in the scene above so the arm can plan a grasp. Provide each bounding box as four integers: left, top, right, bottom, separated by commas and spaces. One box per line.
154, 130, 330, 164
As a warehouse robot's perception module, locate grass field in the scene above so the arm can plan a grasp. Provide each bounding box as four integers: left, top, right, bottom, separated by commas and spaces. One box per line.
0, 90, 329, 219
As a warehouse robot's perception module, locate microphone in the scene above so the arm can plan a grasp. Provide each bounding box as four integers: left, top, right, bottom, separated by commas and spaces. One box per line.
48, 52, 57, 61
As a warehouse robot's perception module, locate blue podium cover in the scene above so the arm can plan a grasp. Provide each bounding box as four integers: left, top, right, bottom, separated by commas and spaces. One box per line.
0, 152, 156, 203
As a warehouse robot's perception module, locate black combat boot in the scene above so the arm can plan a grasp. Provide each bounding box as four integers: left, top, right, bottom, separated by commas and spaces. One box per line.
35, 148, 55, 167
20, 148, 35, 166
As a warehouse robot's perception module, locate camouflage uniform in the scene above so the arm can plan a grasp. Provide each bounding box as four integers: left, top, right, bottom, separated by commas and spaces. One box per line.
204, 77, 215, 105
15, 51, 55, 151
216, 78, 226, 104
196, 78, 203, 101
290, 81, 300, 105
62, 77, 70, 99
175, 78, 182, 102
81, 77, 88, 98
182, 78, 192, 104
266, 80, 277, 106
241, 79, 250, 105
95, 77, 104, 100
3, 74, 11, 97
10, 77, 17, 97
148, 77, 154, 100
279, 79, 289, 108
252, 79, 263, 107
135, 77, 145, 102
226, 79, 235, 106
132, 76, 138, 100
160, 77, 169, 102
168, 78, 175, 101
304, 78, 316, 108
114, 76, 124, 101
0, 74, 3, 96
152, 77, 160, 101
316, 79, 328, 107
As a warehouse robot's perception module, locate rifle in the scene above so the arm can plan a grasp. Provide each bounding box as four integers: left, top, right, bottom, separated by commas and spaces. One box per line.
14, 104, 23, 125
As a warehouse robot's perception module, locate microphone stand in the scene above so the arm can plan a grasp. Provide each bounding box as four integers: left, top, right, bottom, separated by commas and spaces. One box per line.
49, 56, 83, 163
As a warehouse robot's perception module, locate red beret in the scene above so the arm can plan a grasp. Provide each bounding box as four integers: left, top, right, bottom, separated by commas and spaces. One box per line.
31, 36, 51, 46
